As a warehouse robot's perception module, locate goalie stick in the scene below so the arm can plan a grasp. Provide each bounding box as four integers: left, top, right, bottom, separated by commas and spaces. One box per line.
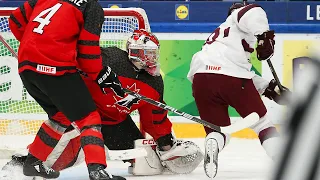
124, 89, 259, 134
0, 34, 147, 161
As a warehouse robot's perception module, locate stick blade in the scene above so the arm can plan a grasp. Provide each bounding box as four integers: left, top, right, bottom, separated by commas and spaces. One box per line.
221, 112, 259, 134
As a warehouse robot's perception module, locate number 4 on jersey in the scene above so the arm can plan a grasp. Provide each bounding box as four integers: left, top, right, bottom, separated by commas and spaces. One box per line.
33, 3, 62, 34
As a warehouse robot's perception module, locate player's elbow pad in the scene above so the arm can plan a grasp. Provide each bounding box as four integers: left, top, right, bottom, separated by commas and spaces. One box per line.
8, 19, 23, 41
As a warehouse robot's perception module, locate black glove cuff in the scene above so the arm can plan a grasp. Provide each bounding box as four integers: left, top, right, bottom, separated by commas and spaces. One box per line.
96, 66, 113, 84
156, 133, 174, 148
262, 79, 278, 100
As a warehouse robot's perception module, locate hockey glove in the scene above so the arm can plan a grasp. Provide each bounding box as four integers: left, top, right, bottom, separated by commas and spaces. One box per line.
262, 79, 291, 105
256, 30, 275, 61
96, 66, 125, 97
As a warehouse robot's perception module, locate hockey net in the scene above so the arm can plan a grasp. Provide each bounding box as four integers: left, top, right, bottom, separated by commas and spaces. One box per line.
0, 8, 150, 154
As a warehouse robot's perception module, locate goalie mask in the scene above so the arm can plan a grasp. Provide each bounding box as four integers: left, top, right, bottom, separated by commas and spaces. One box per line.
127, 29, 160, 76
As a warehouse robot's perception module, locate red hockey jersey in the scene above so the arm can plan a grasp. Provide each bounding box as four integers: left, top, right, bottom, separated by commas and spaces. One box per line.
9, 0, 104, 79
81, 47, 172, 140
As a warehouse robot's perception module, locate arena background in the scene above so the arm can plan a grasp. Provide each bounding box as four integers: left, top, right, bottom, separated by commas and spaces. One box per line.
0, 1, 319, 138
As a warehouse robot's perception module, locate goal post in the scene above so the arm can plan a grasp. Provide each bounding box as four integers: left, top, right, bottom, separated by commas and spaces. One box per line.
0, 7, 149, 152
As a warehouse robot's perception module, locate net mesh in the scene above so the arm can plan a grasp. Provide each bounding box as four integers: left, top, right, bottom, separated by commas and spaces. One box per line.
0, 8, 149, 136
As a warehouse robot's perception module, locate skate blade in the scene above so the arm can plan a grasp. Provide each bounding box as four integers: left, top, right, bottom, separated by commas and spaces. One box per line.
204, 138, 218, 179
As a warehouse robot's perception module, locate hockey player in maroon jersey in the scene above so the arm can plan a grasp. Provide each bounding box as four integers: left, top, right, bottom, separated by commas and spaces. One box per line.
1, 29, 203, 179
9, 0, 125, 179
187, 2, 291, 178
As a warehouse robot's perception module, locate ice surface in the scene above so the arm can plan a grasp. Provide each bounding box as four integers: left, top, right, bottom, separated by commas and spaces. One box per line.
0, 138, 273, 180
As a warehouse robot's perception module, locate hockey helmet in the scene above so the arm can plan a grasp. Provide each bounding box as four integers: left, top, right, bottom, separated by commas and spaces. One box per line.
127, 29, 160, 76
228, 1, 248, 16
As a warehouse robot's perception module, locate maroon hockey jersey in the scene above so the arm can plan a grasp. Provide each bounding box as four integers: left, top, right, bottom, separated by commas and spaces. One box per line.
9, 0, 104, 79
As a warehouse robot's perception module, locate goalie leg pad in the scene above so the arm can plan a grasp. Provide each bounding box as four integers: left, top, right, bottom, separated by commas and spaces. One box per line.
156, 140, 204, 174
132, 139, 163, 176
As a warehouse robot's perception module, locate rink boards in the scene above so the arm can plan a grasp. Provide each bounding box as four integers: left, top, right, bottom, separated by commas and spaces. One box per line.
0, 116, 280, 139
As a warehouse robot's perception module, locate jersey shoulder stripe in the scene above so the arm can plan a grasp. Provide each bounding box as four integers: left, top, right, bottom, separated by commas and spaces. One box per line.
237, 4, 261, 22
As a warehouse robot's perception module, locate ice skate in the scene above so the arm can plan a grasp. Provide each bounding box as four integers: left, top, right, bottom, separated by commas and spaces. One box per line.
23, 154, 59, 179
204, 137, 219, 179
2, 154, 27, 169
0, 155, 36, 180
89, 165, 126, 180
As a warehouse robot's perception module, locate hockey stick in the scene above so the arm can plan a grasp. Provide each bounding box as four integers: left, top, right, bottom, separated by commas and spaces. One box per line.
0, 35, 147, 160
124, 89, 259, 134
267, 59, 284, 92
0, 34, 18, 59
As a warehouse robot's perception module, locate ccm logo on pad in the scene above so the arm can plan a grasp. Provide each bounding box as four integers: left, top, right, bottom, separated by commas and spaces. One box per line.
142, 139, 156, 145
37, 64, 56, 74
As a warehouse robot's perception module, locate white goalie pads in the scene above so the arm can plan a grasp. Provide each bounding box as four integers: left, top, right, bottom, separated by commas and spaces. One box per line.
132, 139, 164, 175
156, 140, 204, 174
132, 139, 203, 175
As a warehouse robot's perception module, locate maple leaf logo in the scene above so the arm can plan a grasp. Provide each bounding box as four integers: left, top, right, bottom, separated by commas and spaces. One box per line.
114, 83, 140, 110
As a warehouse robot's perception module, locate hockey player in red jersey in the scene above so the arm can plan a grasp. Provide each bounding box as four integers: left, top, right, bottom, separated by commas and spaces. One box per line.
1, 29, 203, 179
9, 0, 125, 179
60, 29, 202, 176
187, 2, 291, 178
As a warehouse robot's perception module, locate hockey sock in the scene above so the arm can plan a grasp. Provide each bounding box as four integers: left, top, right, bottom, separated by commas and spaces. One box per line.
75, 111, 107, 167
204, 126, 230, 143
51, 136, 82, 171
206, 130, 230, 152
250, 115, 280, 159
28, 123, 63, 161
80, 128, 106, 167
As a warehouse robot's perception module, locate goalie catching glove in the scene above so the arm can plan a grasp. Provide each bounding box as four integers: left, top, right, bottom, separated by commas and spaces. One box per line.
96, 66, 125, 97
156, 139, 204, 174
263, 79, 292, 105
256, 30, 275, 61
